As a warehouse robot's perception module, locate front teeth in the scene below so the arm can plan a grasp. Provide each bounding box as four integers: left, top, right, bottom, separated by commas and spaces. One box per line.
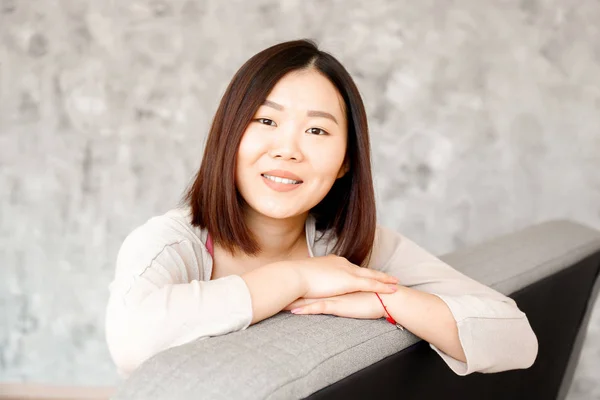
262, 174, 301, 184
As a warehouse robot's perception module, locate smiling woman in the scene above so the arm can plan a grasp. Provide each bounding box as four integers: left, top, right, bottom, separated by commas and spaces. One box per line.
236, 70, 350, 231
185, 40, 372, 262
105, 39, 538, 379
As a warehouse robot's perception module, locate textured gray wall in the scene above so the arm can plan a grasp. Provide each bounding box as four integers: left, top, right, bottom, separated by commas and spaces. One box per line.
1, 0, 599, 397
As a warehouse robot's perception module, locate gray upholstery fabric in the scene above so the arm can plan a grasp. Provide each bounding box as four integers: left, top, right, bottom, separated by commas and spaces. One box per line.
113, 220, 600, 400
440, 220, 600, 294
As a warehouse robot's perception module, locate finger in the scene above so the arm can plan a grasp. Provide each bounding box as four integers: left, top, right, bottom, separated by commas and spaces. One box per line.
284, 298, 317, 310
285, 297, 332, 311
292, 301, 331, 315
353, 267, 400, 284
283, 299, 305, 311
357, 278, 398, 294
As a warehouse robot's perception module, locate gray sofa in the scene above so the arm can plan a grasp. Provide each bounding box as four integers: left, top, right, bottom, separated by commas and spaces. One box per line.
113, 220, 600, 400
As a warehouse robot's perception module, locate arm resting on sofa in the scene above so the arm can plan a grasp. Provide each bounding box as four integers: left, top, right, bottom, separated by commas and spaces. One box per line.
114, 219, 600, 400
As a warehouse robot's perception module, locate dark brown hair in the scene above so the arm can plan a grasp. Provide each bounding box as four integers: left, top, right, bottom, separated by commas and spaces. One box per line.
183, 39, 376, 267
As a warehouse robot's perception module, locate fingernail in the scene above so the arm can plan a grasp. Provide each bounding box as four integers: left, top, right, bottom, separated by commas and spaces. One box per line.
291, 308, 303, 314
388, 284, 398, 291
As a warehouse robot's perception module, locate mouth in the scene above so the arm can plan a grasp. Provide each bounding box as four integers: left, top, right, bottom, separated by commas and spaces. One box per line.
260, 173, 304, 193
261, 173, 303, 185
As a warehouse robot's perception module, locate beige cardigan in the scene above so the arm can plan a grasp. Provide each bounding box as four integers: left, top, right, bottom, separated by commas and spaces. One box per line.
105, 208, 538, 378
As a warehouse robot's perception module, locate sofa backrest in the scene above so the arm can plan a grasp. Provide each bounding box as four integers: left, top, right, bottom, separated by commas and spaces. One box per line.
113, 220, 600, 400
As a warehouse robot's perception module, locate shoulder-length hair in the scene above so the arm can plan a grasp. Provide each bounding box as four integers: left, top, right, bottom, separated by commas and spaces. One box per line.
183, 39, 376, 267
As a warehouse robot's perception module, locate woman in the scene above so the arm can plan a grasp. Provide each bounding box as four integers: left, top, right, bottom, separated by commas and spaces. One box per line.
105, 39, 538, 378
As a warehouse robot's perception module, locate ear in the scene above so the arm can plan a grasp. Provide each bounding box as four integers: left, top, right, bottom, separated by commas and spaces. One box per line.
336, 158, 350, 179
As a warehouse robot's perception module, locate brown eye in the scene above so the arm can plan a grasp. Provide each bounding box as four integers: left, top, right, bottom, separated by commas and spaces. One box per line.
256, 118, 276, 126
307, 127, 328, 136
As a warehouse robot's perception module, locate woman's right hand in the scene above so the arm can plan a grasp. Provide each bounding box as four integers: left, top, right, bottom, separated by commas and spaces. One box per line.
287, 254, 400, 298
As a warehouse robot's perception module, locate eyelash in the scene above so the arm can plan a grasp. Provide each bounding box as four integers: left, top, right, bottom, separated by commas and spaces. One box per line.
254, 118, 329, 136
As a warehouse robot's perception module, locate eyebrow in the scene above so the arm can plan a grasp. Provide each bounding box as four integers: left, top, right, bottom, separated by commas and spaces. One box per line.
262, 100, 338, 125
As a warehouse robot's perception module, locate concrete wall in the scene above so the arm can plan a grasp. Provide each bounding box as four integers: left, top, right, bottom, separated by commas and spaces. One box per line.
1, 0, 598, 397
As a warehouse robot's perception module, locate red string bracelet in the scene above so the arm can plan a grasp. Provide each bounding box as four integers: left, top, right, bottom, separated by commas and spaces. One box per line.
375, 293, 405, 331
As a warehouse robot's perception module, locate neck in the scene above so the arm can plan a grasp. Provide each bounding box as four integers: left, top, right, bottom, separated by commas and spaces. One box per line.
243, 208, 309, 260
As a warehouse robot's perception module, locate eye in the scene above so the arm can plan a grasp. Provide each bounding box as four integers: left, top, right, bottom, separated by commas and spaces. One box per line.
255, 118, 276, 126
306, 127, 329, 136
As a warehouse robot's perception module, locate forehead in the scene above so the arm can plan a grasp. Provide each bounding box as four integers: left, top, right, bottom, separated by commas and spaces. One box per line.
264, 69, 346, 119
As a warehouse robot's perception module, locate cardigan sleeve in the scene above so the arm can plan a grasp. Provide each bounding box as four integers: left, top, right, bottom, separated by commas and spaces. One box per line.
105, 229, 253, 378
368, 224, 538, 375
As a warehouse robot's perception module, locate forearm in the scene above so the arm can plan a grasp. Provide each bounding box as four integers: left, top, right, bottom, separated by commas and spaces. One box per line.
241, 261, 305, 325
378, 286, 466, 362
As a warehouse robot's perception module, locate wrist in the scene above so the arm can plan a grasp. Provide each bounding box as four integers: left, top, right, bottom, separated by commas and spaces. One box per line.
281, 261, 307, 298
376, 289, 406, 330
381, 284, 415, 311
375, 293, 390, 318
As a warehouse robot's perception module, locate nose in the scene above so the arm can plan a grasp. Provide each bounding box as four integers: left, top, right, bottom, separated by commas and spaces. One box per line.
268, 125, 303, 162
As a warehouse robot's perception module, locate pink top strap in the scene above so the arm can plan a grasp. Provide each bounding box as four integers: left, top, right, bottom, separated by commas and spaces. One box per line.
206, 233, 214, 258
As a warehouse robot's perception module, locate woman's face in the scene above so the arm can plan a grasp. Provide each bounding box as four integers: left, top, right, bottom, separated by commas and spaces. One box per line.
236, 69, 349, 220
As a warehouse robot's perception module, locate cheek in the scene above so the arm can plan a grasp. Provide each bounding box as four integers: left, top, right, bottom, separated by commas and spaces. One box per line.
237, 131, 264, 167
311, 142, 346, 178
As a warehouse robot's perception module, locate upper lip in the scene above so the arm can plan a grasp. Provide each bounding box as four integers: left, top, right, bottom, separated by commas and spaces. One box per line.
262, 170, 303, 182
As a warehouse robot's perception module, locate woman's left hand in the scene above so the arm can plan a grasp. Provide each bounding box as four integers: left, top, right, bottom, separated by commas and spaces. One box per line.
284, 291, 387, 320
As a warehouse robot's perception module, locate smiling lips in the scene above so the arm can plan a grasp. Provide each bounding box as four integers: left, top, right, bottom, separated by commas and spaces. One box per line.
261, 169, 303, 192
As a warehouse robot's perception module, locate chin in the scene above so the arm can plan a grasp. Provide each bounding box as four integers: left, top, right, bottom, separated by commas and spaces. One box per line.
252, 203, 306, 220
259, 209, 302, 220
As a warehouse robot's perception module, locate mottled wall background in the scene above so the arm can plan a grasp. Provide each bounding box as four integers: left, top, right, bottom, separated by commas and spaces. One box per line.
1, 0, 599, 398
